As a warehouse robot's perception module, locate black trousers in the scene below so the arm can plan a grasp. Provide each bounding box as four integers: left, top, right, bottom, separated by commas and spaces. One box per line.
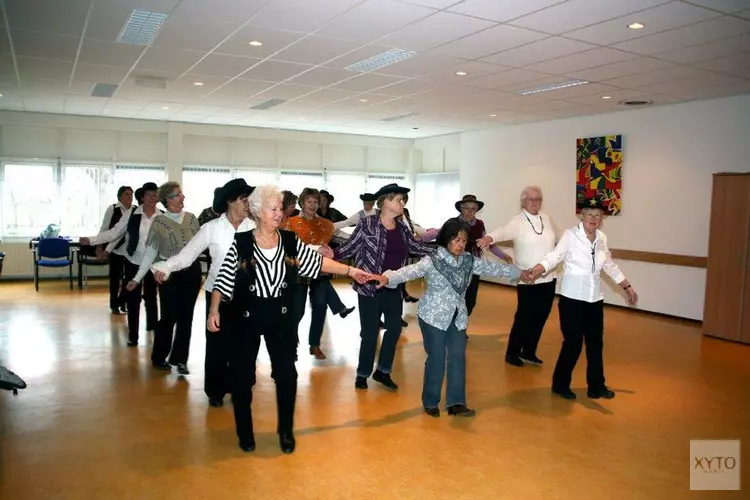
506, 279, 556, 359
151, 262, 201, 365
465, 275, 481, 316
356, 288, 403, 378
230, 297, 297, 442
123, 260, 158, 344
204, 290, 232, 400
552, 296, 606, 391
108, 253, 127, 310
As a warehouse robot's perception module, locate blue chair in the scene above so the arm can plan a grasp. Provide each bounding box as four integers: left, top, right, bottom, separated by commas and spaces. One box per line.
35, 238, 73, 291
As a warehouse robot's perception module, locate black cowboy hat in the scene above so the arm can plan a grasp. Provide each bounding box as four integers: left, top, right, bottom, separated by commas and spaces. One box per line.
359, 192, 378, 202
373, 183, 410, 198
577, 197, 606, 212
213, 178, 255, 214
455, 194, 484, 212
319, 189, 334, 203
141, 181, 158, 193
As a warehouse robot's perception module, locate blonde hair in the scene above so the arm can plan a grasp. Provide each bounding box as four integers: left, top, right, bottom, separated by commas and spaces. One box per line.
157, 181, 181, 206
248, 185, 282, 220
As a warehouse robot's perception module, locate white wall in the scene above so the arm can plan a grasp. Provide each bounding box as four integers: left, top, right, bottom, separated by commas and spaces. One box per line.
413, 134, 461, 173
459, 93, 750, 320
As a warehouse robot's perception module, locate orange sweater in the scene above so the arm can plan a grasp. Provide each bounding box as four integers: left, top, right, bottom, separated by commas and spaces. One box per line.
284, 215, 334, 246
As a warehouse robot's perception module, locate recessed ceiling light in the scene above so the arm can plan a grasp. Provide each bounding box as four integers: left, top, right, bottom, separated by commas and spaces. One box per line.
0, 93, 4, 97
456, 71, 467, 76
161, 106, 169, 109
628, 22, 644, 30
193, 81, 204, 86
359, 98, 368, 102
489, 114, 496, 117
249, 40, 263, 46
601, 95, 611, 99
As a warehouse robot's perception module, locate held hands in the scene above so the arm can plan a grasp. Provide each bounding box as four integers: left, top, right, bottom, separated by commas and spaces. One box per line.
79, 237, 91, 246
476, 235, 493, 250
347, 266, 373, 285
502, 254, 513, 264
317, 245, 334, 258
124, 280, 138, 292
153, 270, 167, 284
370, 274, 389, 289
519, 270, 534, 283
95, 248, 109, 260
207, 312, 220, 332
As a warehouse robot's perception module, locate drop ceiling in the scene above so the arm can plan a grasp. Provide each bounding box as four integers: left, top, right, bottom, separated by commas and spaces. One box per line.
0, 0, 749, 138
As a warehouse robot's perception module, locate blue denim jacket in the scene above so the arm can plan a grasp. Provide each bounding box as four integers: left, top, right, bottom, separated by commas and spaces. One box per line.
383, 247, 521, 331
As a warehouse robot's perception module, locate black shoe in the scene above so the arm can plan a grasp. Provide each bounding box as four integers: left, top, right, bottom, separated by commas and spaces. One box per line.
447, 404, 476, 417
279, 431, 295, 454
587, 387, 615, 399
176, 363, 190, 375
505, 356, 524, 367
126, 340, 137, 347
339, 306, 355, 319
355, 376, 368, 390
111, 308, 121, 315
372, 370, 398, 390
152, 361, 171, 370
400, 319, 408, 327
552, 387, 577, 400
424, 407, 440, 417
379, 320, 385, 329
404, 294, 419, 303
208, 397, 223, 407
520, 354, 543, 365
120, 305, 128, 314
239, 438, 256, 452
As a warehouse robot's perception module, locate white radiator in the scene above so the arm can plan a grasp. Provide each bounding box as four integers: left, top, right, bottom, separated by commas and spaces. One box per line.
0, 242, 109, 279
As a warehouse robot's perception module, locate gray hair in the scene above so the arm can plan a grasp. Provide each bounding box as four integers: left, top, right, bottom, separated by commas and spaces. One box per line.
248, 184, 282, 220
157, 181, 181, 206
520, 185, 543, 206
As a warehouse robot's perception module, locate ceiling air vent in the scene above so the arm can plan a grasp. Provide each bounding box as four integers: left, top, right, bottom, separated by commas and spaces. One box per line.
91, 83, 118, 98
619, 99, 653, 106
134, 76, 167, 89
382, 112, 421, 122
250, 99, 287, 110
117, 10, 168, 45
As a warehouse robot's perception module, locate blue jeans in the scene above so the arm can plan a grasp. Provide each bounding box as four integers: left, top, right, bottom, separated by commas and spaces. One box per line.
419, 315, 467, 409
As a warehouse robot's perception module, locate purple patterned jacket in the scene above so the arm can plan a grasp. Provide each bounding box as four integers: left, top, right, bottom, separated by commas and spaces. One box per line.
334, 214, 435, 297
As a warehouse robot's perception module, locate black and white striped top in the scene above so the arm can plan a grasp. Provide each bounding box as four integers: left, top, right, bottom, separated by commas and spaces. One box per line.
213, 233, 323, 299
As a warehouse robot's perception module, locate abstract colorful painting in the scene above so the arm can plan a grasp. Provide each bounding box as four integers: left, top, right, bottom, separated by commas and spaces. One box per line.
576, 134, 622, 215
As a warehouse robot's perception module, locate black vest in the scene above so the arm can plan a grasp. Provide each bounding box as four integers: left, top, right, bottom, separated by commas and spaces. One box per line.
110, 205, 126, 250
125, 210, 162, 256
230, 230, 300, 344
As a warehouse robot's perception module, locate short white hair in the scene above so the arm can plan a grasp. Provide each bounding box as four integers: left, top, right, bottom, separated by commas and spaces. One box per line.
520, 185, 543, 205
248, 184, 282, 220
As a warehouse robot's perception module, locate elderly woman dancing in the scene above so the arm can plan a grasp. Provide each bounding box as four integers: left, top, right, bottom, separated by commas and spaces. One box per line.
528, 199, 638, 400
126, 181, 201, 374
151, 179, 255, 406
209, 185, 371, 454
374, 218, 526, 417
477, 186, 558, 367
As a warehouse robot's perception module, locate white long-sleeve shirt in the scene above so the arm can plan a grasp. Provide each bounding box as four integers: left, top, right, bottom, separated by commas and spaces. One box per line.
486, 210, 558, 285
89, 206, 159, 266
99, 203, 133, 256
538, 222, 626, 303
150, 213, 256, 292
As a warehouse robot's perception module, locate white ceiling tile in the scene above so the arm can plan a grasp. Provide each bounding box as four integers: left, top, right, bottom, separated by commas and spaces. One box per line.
448, 0, 568, 22
79, 39, 145, 67
272, 35, 363, 65
654, 34, 750, 63
247, 0, 363, 32
670, 79, 750, 100
215, 26, 306, 58
66, 81, 98, 96
10, 30, 79, 61
528, 82, 622, 99
464, 68, 555, 90
636, 72, 745, 94
372, 78, 437, 96
5, 0, 90, 36
287, 67, 353, 87
300, 88, 360, 103
377, 11, 496, 51
179, 104, 225, 115
72, 63, 130, 84
480, 36, 596, 67
167, 74, 233, 94
152, 17, 242, 52
331, 73, 407, 92
612, 16, 750, 55
508, 0, 671, 34
568, 57, 676, 81
104, 98, 149, 111
240, 60, 314, 83
169, 0, 267, 23
136, 47, 207, 76
497, 76, 576, 93
396, 0, 465, 8
500, 98, 580, 113
691, 52, 750, 73
564, 88, 660, 105
601, 65, 712, 87
525, 48, 640, 75
565, 1, 721, 46
207, 78, 274, 98
64, 104, 104, 115
253, 84, 320, 100
738, 8, 750, 19
190, 54, 262, 78
433, 24, 549, 59
101, 109, 140, 118
417, 83, 487, 102
317, 0, 436, 42
684, 0, 750, 13
16, 57, 74, 80
416, 60, 509, 84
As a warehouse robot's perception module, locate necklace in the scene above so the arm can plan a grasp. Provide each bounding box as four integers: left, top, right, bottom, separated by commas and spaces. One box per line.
523, 212, 544, 235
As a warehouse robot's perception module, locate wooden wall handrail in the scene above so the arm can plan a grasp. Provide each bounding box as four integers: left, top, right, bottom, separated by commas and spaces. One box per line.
494, 241, 707, 269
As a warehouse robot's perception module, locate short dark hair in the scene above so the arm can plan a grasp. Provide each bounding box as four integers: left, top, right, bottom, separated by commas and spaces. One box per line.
281, 190, 298, 211
436, 218, 470, 248
134, 188, 144, 204
117, 185, 133, 199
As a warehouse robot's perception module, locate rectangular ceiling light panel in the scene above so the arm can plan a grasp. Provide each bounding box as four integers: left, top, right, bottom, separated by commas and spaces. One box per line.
345, 48, 417, 73
117, 10, 169, 45
517, 79, 589, 95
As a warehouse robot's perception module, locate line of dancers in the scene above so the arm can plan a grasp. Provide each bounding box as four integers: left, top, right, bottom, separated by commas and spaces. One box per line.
80, 180, 638, 455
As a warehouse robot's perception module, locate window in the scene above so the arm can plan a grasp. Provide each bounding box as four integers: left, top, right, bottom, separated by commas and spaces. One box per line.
233, 168, 278, 188
324, 172, 367, 217
413, 173, 460, 230
111, 165, 166, 203
182, 166, 231, 215
0, 161, 58, 238
60, 162, 108, 237
279, 170, 325, 198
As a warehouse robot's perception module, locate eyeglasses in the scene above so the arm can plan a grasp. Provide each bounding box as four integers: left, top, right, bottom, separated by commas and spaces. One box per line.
583, 213, 603, 220
526, 198, 542, 203
166, 191, 183, 199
